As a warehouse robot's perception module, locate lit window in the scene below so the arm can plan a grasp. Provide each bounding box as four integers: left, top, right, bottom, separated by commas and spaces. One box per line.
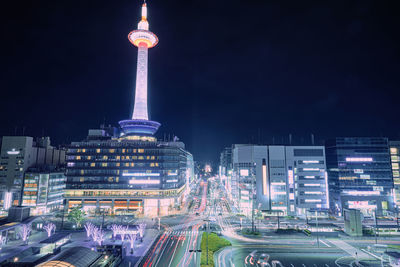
116, 163, 120, 167
102, 163, 108, 167
151, 156, 155, 160
138, 156, 144, 160
138, 149, 144, 153
108, 177, 113, 182
133, 149, 137, 153
393, 163, 399, 170
87, 156, 91, 160
126, 156, 130, 160
133, 156, 137, 160
80, 170, 84, 175
150, 163, 155, 167
96, 149, 101, 153
90, 163, 95, 167
391, 148, 398, 154
76, 156, 81, 160
103, 155, 108, 160
80, 177, 84, 182
146, 156, 150, 160
125, 163, 129, 167
82, 149, 86, 153
109, 149, 115, 153
122, 149, 126, 153
116, 156, 120, 160
130, 163, 134, 167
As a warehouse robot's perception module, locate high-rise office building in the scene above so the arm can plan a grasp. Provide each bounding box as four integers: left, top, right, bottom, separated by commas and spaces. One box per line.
0, 136, 65, 209
389, 141, 400, 207
325, 137, 394, 216
65, 3, 194, 217
229, 145, 328, 216
22, 169, 66, 215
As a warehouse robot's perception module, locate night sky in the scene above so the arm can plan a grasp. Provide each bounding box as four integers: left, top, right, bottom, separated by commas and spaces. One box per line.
1, 0, 400, 163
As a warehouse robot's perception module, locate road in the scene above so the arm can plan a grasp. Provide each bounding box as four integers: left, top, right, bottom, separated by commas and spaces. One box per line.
140, 181, 208, 267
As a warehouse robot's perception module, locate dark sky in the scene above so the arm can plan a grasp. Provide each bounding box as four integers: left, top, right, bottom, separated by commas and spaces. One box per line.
1, 0, 400, 163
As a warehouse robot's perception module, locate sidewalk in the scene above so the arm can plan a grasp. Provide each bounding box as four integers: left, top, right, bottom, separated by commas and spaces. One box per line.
328, 239, 375, 260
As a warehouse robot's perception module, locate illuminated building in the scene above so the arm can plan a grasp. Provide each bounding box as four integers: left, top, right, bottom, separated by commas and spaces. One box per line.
389, 141, 400, 207
22, 169, 66, 215
326, 137, 394, 216
230, 145, 328, 216
0, 136, 65, 209
65, 3, 194, 217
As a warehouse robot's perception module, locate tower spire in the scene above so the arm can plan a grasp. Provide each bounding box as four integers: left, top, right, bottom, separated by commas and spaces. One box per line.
119, 2, 160, 136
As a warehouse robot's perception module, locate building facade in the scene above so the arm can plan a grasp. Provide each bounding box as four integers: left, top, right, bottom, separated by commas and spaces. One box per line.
22, 170, 66, 215
65, 134, 193, 217
0, 136, 65, 209
389, 141, 400, 207
228, 145, 328, 216
325, 137, 394, 216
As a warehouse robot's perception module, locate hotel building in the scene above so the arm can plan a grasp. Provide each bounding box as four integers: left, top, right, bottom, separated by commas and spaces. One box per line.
65, 3, 194, 217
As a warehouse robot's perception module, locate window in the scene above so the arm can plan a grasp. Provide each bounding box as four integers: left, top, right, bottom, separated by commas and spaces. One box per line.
138, 149, 144, 153
76, 156, 81, 160
101, 163, 108, 167
109, 149, 115, 153
103, 155, 108, 160
90, 163, 95, 167
96, 149, 101, 153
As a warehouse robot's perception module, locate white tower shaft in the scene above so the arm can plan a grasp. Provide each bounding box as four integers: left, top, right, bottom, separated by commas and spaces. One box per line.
132, 43, 149, 120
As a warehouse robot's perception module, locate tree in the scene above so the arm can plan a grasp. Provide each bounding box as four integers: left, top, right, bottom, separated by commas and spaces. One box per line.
111, 224, 122, 240
18, 223, 32, 244
120, 225, 128, 242
92, 226, 105, 246
43, 223, 56, 237
67, 205, 86, 228
84, 222, 96, 239
128, 233, 136, 254
0, 235, 5, 250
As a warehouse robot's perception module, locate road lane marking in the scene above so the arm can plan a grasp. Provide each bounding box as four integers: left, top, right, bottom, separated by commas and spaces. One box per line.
320, 240, 331, 247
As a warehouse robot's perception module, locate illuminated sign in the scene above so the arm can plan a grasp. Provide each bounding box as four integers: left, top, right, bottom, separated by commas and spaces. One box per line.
288, 170, 294, 185
7, 148, 20, 155
302, 160, 319, 164
166, 179, 178, 183
240, 169, 249, 176
344, 190, 380, 196
303, 168, 320, 171
324, 171, 329, 209
262, 162, 268, 195
129, 179, 160, 184
345, 157, 373, 162
123, 172, 160, 177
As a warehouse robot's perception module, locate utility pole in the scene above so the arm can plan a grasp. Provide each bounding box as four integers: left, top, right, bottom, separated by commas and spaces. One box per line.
315, 210, 319, 248
251, 166, 256, 233
396, 206, 399, 231
374, 208, 378, 244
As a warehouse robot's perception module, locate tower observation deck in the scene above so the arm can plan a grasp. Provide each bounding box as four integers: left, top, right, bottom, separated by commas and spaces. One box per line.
119, 2, 160, 136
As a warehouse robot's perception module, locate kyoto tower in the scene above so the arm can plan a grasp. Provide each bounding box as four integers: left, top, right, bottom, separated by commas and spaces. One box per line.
119, 1, 160, 136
